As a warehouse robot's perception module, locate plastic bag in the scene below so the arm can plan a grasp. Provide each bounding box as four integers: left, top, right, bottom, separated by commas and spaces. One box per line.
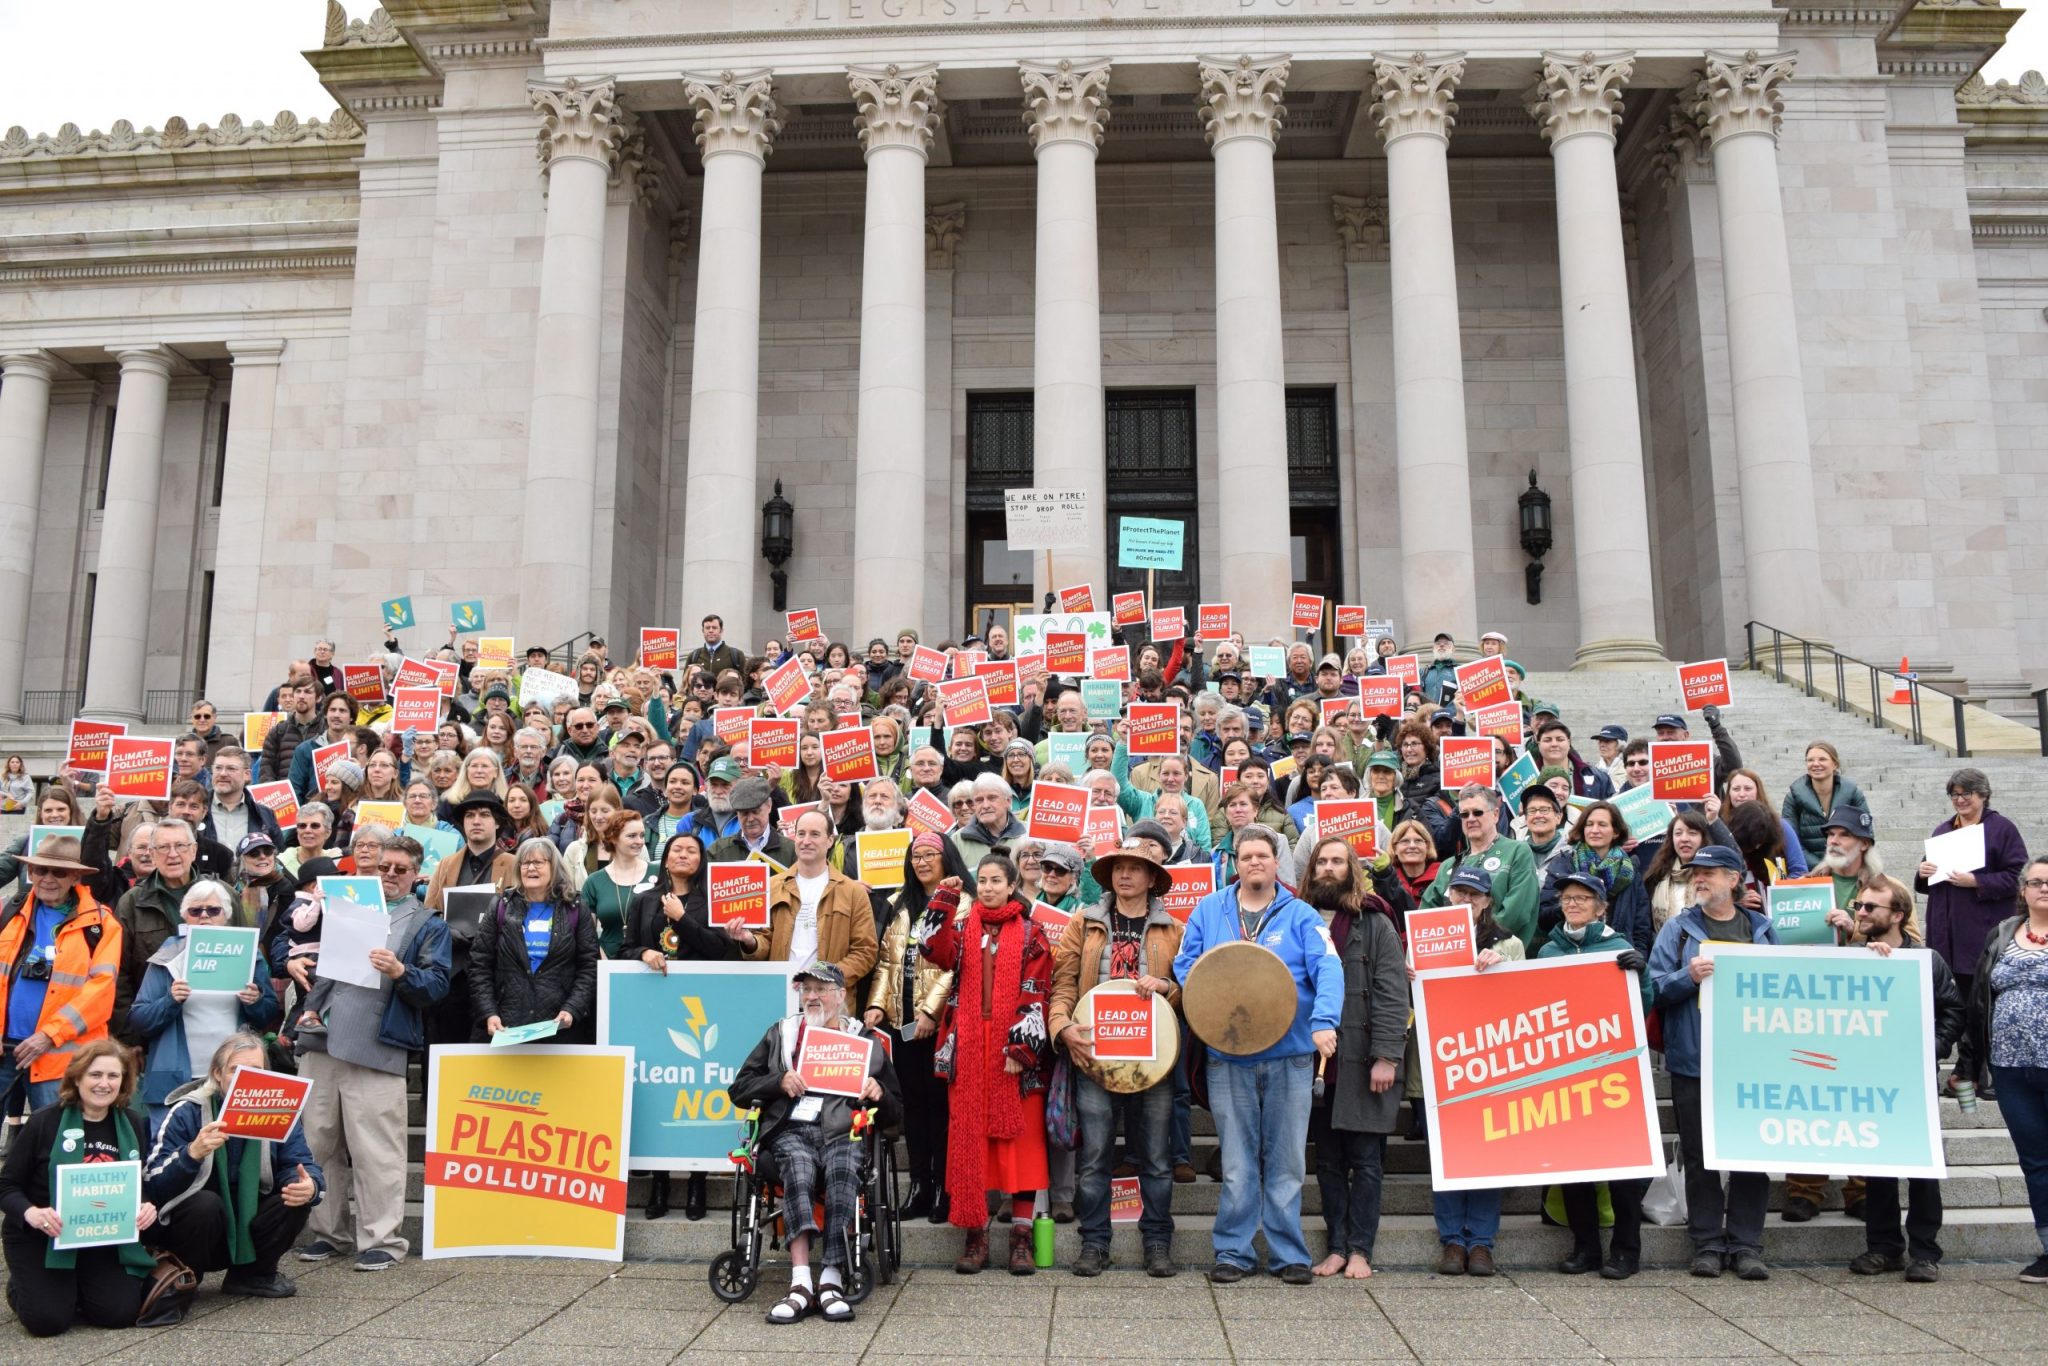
1642, 1144, 1687, 1226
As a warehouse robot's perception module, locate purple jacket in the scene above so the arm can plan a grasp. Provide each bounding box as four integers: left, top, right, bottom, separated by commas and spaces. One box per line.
1916, 808, 2028, 975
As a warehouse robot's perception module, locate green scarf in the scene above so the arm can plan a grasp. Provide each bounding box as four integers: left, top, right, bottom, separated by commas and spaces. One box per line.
43, 1105, 155, 1276
207, 1098, 264, 1266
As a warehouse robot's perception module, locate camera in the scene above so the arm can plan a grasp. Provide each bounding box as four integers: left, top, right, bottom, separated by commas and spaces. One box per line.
20, 956, 51, 982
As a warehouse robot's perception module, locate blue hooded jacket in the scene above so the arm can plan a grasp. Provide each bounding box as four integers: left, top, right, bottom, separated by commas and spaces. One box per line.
1173, 880, 1342, 1064
1646, 903, 1778, 1078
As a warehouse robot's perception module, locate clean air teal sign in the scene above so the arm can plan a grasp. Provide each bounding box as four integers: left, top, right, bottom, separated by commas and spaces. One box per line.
1700, 944, 1942, 1180
597, 961, 793, 1173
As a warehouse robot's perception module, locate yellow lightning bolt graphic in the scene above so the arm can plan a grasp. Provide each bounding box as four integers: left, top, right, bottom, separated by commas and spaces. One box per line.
682, 996, 707, 1036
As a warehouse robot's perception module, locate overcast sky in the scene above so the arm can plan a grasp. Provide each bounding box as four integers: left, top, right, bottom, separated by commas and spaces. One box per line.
1, 0, 2044, 134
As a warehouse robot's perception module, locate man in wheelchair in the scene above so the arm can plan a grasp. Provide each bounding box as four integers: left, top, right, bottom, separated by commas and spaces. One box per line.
729, 961, 903, 1324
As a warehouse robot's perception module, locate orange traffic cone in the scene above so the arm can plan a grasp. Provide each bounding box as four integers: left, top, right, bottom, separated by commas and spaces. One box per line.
1888, 655, 1914, 706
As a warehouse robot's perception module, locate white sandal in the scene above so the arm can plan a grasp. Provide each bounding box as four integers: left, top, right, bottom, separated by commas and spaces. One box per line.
765, 1284, 815, 1324
816, 1284, 854, 1323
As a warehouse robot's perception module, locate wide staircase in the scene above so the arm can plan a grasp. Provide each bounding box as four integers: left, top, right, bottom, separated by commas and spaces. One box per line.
380, 664, 2046, 1269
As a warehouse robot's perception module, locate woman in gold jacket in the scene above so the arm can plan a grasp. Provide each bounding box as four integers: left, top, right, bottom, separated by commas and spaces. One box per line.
864, 831, 971, 1225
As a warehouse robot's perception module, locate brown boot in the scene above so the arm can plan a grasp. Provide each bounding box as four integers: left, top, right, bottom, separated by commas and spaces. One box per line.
1009, 1223, 1036, 1276
954, 1227, 988, 1275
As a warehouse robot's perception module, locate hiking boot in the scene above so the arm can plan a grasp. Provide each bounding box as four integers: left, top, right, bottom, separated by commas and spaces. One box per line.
1690, 1251, 1725, 1278
1436, 1243, 1466, 1276
1780, 1197, 1819, 1223
1850, 1251, 1905, 1276
1145, 1245, 1177, 1278
1731, 1251, 1770, 1281
1906, 1262, 1939, 1283
1008, 1224, 1035, 1276
1558, 1246, 1601, 1275
1072, 1245, 1109, 1278
954, 1228, 988, 1275
1465, 1246, 1497, 1277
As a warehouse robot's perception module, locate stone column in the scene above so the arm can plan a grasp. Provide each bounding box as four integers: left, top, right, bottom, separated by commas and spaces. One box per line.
926, 203, 965, 637
849, 63, 941, 645
1373, 53, 1478, 650
1694, 50, 1824, 634
1200, 55, 1294, 629
82, 346, 178, 721
207, 341, 286, 714
1529, 52, 1667, 667
680, 71, 781, 648
0, 352, 58, 721
1331, 196, 1403, 630
518, 77, 623, 648
1022, 59, 1111, 599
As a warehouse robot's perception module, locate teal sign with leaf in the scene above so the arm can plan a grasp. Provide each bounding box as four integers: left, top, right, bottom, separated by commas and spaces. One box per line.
381, 596, 416, 630
451, 599, 486, 633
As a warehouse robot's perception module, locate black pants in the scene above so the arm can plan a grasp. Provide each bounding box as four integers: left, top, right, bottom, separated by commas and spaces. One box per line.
1671, 1074, 1768, 1256
2, 1232, 143, 1337
1863, 1176, 1943, 1265
148, 1189, 310, 1279
896, 1033, 947, 1190
1561, 1179, 1648, 1260
1952, 975, 1982, 1084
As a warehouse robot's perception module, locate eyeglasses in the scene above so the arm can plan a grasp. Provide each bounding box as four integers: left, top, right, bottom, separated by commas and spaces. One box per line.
1847, 899, 1892, 914
154, 841, 195, 853
191, 711, 214, 722
1458, 810, 1488, 821
570, 722, 598, 731
518, 860, 553, 871
2024, 879, 2048, 893
379, 861, 416, 876
185, 905, 229, 920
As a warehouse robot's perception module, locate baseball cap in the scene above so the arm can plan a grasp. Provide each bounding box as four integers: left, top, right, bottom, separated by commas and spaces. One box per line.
237, 832, 277, 856
1821, 806, 1875, 841
1653, 713, 1689, 731
1556, 871, 1609, 902
1448, 867, 1494, 895
706, 757, 744, 784
1366, 750, 1401, 773
1431, 709, 1455, 725
1433, 632, 1454, 645
1690, 844, 1745, 872
1317, 654, 1342, 672
1480, 631, 1508, 646
1593, 724, 1628, 744
1518, 784, 1563, 814
794, 962, 846, 988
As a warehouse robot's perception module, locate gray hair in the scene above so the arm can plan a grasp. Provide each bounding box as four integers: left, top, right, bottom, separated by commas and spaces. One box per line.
947, 779, 979, 806
1947, 767, 1992, 801
1456, 784, 1501, 813
1193, 691, 1222, 715
210, 1031, 268, 1081
1218, 704, 1246, 727
297, 801, 334, 829
971, 772, 1014, 801
352, 823, 395, 847
515, 836, 570, 900
155, 818, 194, 843
180, 879, 234, 916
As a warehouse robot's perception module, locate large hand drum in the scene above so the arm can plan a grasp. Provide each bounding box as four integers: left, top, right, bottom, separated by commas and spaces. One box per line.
1181, 941, 1295, 1056
1073, 980, 1178, 1094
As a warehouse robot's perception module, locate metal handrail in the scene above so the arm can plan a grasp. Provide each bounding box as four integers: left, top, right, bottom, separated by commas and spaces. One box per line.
548, 631, 598, 669
1743, 621, 1974, 758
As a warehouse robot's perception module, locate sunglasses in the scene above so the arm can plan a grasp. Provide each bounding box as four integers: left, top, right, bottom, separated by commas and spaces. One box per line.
191, 712, 214, 721
1847, 899, 1892, 914
186, 905, 229, 920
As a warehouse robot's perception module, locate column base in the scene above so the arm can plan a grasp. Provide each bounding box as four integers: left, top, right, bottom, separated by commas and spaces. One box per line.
1571, 638, 1670, 671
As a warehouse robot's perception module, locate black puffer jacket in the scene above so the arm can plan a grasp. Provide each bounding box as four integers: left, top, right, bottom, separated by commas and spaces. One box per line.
467, 891, 600, 1043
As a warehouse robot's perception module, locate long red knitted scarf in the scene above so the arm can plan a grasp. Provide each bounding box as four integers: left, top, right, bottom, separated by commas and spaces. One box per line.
948, 896, 1027, 1226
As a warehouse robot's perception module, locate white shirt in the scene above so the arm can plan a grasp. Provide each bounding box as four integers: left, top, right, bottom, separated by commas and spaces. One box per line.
791, 871, 827, 971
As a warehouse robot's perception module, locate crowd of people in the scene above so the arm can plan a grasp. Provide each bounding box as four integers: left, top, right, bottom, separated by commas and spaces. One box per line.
0, 612, 2042, 1336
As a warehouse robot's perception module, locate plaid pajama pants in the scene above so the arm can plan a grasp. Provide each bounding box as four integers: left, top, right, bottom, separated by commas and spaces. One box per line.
768, 1122, 864, 1271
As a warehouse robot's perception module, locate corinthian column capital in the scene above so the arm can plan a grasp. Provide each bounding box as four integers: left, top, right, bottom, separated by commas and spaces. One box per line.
1021, 58, 1111, 153
683, 69, 782, 162
926, 202, 966, 269
850, 62, 942, 159
529, 77, 624, 178
1528, 51, 1634, 146
1693, 49, 1797, 146
1372, 52, 1466, 146
1198, 55, 1289, 149
1330, 193, 1387, 264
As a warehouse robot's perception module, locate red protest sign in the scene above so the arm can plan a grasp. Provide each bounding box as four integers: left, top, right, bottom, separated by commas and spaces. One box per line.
1089, 988, 1161, 1063
250, 781, 298, 830
1161, 865, 1214, 923
1044, 632, 1086, 675
709, 862, 771, 929
1291, 594, 1324, 632
1356, 675, 1404, 720
1649, 741, 1714, 803
1196, 603, 1232, 642
937, 677, 992, 728
1112, 591, 1146, 627
1315, 799, 1378, 860
822, 727, 878, 783
1219, 765, 1239, 786
1110, 1176, 1142, 1223
795, 1026, 871, 1098
1057, 584, 1095, 613
1387, 654, 1419, 691
1406, 906, 1477, 972
1126, 702, 1180, 757
748, 717, 799, 769
1319, 697, 1355, 727
776, 802, 819, 839
1334, 605, 1368, 638
1470, 701, 1524, 747
65, 719, 126, 774
392, 687, 441, 735
1088, 647, 1129, 683
1454, 656, 1512, 712
763, 656, 810, 716
1438, 736, 1496, 793
1014, 652, 1047, 691
391, 656, 439, 691
1149, 608, 1184, 643
714, 706, 754, 746
639, 627, 679, 670
218, 1065, 314, 1142
339, 663, 385, 705
906, 644, 947, 685
311, 741, 350, 791
104, 736, 172, 801
1083, 801, 1121, 849
1677, 658, 1733, 711
975, 659, 1019, 708
423, 656, 459, 697
1032, 900, 1072, 938
786, 608, 822, 643
906, 788, 955, 836
1026, 781, 1088, 843
951, 650, 986, 679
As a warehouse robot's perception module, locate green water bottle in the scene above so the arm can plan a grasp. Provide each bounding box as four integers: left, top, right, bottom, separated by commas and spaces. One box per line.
1032, 1211, 1055, 1268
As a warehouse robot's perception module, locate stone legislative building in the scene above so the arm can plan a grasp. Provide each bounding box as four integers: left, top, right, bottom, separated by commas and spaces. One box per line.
1, 0, 2045, 721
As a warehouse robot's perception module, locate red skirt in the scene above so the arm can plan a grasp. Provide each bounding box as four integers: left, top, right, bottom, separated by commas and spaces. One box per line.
969, 1091, 1048, 1194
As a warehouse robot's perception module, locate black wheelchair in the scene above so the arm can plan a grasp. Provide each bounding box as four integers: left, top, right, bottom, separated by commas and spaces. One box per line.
708, 1105, 902, 1304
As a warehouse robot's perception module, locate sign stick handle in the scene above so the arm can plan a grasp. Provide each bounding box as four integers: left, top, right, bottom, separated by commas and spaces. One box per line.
1044, 550, 1054, 613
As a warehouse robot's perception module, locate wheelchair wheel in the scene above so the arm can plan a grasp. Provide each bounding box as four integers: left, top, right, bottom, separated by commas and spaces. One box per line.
708, 1249, 755, 1303
875, 1137, 901, 1283
847, 1252, 875, 1305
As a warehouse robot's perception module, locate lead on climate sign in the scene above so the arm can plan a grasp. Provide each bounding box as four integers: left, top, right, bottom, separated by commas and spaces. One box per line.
1701, 944, 1943, 1180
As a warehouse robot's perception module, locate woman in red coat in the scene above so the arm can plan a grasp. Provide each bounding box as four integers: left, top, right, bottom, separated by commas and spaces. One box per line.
920, 854, 1053, 1276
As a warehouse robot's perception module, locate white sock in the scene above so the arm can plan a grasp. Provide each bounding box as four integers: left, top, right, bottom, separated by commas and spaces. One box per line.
791, 1264, 814, 1291
820, 1265, 843, 1289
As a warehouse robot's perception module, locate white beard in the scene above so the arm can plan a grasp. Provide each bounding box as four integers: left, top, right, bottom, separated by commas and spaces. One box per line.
864, 809, 901, 832
707, 795, 731, 817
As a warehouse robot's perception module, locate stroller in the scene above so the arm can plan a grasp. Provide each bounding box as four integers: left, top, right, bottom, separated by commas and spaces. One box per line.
708, 1104, 902, 1304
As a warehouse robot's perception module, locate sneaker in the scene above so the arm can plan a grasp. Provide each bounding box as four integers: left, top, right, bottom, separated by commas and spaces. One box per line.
1145, 1245, 1177, 1279
1072, 1245, 1109, 1278
2020, 1255, 2048, 1284
1781, 1197, 1820, 1223
1731, 1252, 1770, 1282
1277, 1263, 1313, 1286
1906, 1262, 1939, 1283
297, 1239, 343, 1264
220, 1270, 296, 1298
1690, 1251, 1725, 1278
1850, 1251, 1905, 1276
354, 1250, 400, 1272
1208, 1262, 1248, 1284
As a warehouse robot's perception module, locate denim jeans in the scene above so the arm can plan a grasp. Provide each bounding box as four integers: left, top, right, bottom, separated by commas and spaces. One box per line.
0, 1050, 60, 1116
1308, 1104, 1385, 1261
1990, 1065, 2048, 1254
1431, 1189, 1503, 1250
1208, 1053, 1314, 1271
1075, 1071, 1174, 1252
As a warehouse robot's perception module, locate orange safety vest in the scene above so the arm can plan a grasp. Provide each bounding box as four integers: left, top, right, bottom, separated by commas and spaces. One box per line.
0, 888, 123, 1082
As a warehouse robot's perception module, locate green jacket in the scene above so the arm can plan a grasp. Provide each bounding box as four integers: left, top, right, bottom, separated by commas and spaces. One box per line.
1536, 919, 1652, 1014
1420, 837, 1540, 955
